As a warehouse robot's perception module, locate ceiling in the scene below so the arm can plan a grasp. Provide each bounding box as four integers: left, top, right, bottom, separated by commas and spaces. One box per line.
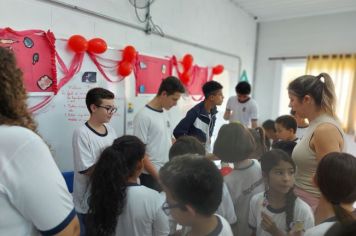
230, 0, 356, 22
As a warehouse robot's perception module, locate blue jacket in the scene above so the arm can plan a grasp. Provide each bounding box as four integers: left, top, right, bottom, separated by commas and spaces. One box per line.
173, 101, 218, 143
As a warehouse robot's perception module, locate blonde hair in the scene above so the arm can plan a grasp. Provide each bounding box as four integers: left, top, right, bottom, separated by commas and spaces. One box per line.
288, 73, 336, 117
0, 47, 37, 132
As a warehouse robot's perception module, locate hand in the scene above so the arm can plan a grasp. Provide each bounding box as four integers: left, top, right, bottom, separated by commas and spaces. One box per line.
261, 211, 284, 236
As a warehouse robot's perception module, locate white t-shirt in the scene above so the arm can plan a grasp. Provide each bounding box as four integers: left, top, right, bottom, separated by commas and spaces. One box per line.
304, 222, 335, 236
249, 192, 314, 236
115, 184, 169, 236
216, 183, 237, 224
181, 214, 233, 236
224, 159, 265, 236
0, 125, 75, 235
226, 96, 258, 127
133, 105, 172, 173
72, 122, 117, 213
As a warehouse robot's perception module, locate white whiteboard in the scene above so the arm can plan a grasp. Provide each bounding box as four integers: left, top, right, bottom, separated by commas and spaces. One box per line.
29, 41, 125, 171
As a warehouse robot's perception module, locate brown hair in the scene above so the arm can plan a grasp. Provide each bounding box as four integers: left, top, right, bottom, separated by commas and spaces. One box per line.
213, 123, 256, 162
288, 73, 336, 117
0, 47, 37, 132
316, 152, 356, 223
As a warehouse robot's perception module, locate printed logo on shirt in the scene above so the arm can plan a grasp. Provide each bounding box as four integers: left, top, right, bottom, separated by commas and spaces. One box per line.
167, 121, 170, 128
242, 178, 263, 196
243, 107, 246, 112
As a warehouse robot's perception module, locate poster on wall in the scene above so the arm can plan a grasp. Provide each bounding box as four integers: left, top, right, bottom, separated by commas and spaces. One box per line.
0, 28, 56, 93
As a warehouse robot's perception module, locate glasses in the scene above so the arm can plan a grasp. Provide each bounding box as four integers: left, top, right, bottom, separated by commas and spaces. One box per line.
96, 105, 117, 114
161, 201, 185, 216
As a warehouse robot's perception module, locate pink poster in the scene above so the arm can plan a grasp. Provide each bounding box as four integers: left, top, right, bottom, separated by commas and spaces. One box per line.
134, 54, 172, 94
0, 28, 56, 93
186, 65, 209, 96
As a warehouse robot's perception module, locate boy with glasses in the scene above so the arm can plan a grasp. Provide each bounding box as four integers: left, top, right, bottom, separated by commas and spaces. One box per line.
159, 154, 233, 236
72, 87, 118, 235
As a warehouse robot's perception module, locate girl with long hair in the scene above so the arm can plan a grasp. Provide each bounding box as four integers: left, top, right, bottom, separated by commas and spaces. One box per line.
249, 150, 314, 236
0, 46, 79, 235
305, 152, 356, 236
86, 135, 169, 236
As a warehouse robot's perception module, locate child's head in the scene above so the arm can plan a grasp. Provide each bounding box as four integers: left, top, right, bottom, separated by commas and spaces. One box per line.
316, 152, 356, 223
213, 123, 256, 162
88, 135, 145, 235
159, 154, 223, 226
272, 140, 297, 157
86, 87, 115, 114
275, 115, 297, 141
325, 221, 356, 236
260, 149, 297, 232
261, 149, 296, 193
235, 81, 251, 102
262, 119, 278, 141
169, 136, 206, 161
202, 80, 224, 106
248, 127, 268, 159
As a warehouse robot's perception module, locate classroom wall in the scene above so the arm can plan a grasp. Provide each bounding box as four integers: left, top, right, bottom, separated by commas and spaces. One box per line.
254, 11, 356, 122
0, 0, 257, 170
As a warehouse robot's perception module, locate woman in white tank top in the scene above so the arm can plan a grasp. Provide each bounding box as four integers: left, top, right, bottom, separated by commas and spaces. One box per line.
288, 73, 345, 223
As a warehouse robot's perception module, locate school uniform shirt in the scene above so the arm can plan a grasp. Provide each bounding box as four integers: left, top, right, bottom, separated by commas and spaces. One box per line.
72, 122, 117, 213
133, 105, 172, 174
248, 192, 314, 236
115, 184, 169, 236
0, 125, 76, 235
304, 210, 356, 236
173, 101, 217, 152
181, 214, 233, 236
224, 159, 265, 236
216, 183, 237, 224
226, 96, 258, 127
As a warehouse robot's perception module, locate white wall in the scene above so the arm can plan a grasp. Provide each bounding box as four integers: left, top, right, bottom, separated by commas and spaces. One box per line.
254, 11, 356, 122
0, 0, 257, 170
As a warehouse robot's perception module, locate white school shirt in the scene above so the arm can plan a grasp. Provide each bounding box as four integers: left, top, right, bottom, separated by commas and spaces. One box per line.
249, 192, 314, 236
115, 184, 169, 236
226, 96, 258, 127
133, 105, 172, 173
181, 214, 233, 236
72, 122, 117, 213
0, 125, 75, 235
216, 183, 237, 224
224, 159, 265, 236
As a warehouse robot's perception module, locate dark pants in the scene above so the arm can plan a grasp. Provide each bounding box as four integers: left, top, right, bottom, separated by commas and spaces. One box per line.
139, 173, 162, 192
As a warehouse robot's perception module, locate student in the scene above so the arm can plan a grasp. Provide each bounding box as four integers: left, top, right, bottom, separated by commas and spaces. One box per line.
275, 115, 298, 142
290, 110, 309, 140
134, 76, 185, 192
86, 135, 169, 236
173, 80, 224, 152
159, 155, 233, 236
304, 152, 356, 236
214, 123, 265, 236
288, 73, 345, 211
224, 81, 258, 128
72, 87, 118, 234
0, 47, 79, 235
249, 150, 314, 236
169, 136, 237, 225
271, 140, 297, 157
262, 119, 279, 150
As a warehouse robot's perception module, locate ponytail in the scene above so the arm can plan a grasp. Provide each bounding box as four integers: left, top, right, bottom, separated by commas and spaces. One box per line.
285, 189, 297, 231
332, 204, 356, 224
86, 135, 145, 236
317, 73, 336, 117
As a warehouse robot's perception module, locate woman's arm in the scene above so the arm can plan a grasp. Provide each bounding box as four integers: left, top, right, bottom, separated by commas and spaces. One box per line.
310, 123, 344, 161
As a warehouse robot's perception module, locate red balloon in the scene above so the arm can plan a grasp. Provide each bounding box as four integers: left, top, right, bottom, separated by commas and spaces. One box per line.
87, 38, 107, 54
117, 61, 133, 77
182, 54, 194, 71
212, 64, 224, 75
180, 72, 190, 85
68, 35, 88, 53
122, 45, 137, 62
220, 166, 233, 176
